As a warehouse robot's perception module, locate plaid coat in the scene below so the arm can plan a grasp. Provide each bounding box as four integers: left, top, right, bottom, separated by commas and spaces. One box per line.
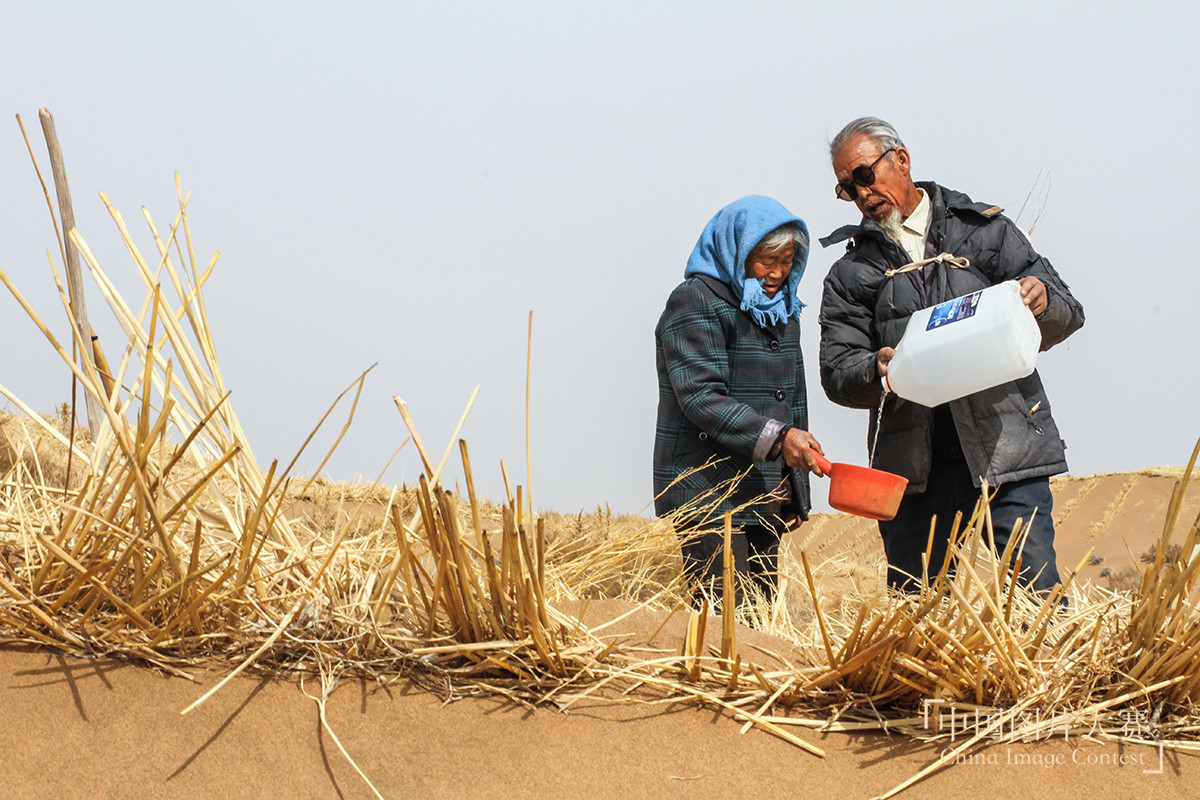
654, 274, 811, 529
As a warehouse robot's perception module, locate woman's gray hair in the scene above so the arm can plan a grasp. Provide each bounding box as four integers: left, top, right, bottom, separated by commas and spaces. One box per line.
754, 222, 808, 257
829, 116, 905, 160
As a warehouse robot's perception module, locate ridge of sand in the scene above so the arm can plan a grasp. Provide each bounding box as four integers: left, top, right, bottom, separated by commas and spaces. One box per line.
4, 469, 1200, 798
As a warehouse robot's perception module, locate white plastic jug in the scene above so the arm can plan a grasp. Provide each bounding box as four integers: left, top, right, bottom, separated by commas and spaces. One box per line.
883, 280, 1041, 407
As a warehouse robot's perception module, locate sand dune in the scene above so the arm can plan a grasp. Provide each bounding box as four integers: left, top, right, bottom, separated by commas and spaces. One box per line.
4, 469, 1200, 799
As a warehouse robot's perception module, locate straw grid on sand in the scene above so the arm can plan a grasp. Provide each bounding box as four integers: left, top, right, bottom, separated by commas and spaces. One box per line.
2, 181, 1200, 800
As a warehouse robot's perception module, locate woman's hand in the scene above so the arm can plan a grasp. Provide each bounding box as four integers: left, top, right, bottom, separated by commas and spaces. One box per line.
782, 428, 825, 476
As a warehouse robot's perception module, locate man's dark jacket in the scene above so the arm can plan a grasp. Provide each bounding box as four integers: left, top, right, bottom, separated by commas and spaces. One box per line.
818, 182, 1085, 492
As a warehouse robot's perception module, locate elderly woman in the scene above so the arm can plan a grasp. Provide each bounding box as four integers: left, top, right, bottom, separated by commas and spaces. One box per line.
654, 195, 824, 608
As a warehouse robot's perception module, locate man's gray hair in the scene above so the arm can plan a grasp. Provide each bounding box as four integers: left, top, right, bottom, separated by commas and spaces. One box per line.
829, 116, 905, 160
754, 221, 808, 257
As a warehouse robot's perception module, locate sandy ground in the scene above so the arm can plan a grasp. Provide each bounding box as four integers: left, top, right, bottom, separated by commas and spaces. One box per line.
3, 643, 1196, 800
3, 469, 1199, 799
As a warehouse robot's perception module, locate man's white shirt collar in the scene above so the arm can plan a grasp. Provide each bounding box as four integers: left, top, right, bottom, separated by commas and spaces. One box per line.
897, 188, 930, 262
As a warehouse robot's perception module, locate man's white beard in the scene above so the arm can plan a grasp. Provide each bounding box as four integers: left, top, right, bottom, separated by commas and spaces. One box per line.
878, 209, 905, 246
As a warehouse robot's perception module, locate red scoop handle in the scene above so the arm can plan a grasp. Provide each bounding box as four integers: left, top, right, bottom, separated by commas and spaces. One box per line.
811, 450, 833, 475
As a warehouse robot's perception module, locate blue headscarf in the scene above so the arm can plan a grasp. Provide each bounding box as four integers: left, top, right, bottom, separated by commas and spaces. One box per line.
684, 195, 809, 328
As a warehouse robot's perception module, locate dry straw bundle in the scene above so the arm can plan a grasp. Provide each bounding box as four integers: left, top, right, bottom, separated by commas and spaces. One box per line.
0, 179, 329, 667
0, 175, 661, 707
2, 172, 1200, 798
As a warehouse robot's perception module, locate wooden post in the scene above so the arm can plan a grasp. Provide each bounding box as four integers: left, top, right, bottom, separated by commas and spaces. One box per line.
39, 108, 104, 441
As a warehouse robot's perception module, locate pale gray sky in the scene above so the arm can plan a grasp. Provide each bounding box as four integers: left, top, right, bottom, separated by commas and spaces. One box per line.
3, 2, 1197, 514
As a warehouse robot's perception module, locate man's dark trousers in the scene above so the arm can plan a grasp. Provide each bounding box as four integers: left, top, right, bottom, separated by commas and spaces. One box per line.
878, 457, 1061, 593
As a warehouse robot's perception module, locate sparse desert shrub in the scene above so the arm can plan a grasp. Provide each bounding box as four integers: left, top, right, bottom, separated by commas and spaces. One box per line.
1108, 565, 1142, 592
1141, 542, 1183, 565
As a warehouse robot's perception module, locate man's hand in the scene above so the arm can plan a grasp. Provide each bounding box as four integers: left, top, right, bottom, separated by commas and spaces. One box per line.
1018, 276, 1048, 316
877, 346, 895, 377
782, 428, 825, 476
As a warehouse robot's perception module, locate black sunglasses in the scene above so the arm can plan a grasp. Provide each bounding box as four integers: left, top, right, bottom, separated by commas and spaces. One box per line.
835, 147, 895, 201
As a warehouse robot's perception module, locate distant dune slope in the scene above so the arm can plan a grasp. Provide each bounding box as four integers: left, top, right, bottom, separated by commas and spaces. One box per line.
790, 469, 1200, 593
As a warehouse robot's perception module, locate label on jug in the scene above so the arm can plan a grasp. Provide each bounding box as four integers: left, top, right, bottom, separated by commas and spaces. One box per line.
926, 289, 982, 330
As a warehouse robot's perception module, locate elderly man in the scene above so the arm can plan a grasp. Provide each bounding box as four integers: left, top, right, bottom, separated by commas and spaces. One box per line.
818, 117, 1084, 594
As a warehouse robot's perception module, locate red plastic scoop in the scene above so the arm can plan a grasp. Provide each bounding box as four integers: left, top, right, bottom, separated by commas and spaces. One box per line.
812, 452, 908, 521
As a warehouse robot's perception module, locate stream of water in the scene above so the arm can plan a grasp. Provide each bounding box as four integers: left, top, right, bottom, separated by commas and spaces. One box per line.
869, 390, 889, 468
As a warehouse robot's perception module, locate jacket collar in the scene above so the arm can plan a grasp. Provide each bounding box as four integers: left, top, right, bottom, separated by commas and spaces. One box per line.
691, 273, 741, 307
690, 274, 791, 331
820, 182, 995, 248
